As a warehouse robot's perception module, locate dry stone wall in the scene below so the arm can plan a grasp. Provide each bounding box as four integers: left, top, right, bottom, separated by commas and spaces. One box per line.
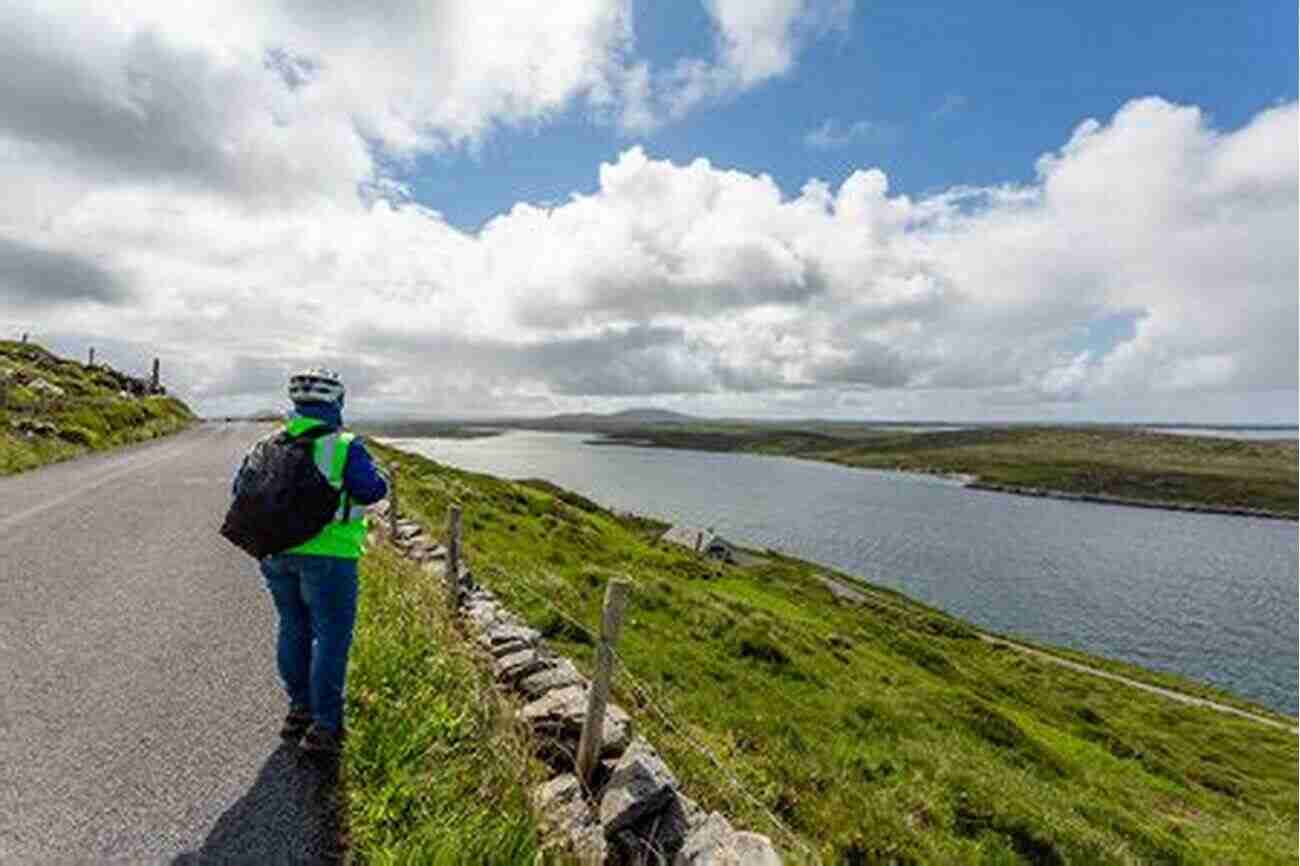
368, 499, 784, 866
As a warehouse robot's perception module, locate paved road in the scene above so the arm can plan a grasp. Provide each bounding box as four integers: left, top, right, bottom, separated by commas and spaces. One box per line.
1, 423, 341, 865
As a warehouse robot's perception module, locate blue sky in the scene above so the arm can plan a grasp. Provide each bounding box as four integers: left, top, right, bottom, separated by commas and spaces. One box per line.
1, 1, 1296, 420
403, 1, 1298, 232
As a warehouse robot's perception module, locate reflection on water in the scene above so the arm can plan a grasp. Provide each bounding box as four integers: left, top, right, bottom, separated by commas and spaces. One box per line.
390, 430, 1298, 714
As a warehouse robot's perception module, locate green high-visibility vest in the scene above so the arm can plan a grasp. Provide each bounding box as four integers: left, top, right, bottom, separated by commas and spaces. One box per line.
282, 416, 368, 559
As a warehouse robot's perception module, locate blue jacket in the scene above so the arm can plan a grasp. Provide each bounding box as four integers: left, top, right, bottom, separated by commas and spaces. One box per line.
233, 402, 388, 505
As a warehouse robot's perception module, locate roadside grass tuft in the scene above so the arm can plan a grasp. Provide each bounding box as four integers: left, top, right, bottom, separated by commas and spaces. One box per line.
371, 442, 1297, 865
344, 544, 568, 866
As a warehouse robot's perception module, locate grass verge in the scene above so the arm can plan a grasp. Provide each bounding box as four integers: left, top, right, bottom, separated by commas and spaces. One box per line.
343, 543, 563, 865
373, 441, 1297, 865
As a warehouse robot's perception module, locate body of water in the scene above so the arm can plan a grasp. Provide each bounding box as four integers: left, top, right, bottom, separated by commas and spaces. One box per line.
389, 431, 1298, 714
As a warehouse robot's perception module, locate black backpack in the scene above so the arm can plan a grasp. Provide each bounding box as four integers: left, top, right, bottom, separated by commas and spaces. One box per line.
220, 426, 342, 558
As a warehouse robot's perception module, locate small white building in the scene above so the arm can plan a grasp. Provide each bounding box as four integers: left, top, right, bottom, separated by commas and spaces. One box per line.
660, 525, 736, 562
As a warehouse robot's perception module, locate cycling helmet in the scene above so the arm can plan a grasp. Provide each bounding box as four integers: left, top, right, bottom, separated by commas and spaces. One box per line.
288, 367, 345, 404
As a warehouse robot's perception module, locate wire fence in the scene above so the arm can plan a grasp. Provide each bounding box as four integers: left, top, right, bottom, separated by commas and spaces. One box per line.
471, 559, 823, 865
374, 471, 824, 862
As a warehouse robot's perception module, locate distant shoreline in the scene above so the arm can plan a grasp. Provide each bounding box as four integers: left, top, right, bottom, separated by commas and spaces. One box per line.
587, 433, 1300, 521
379, 421, 1299, 519
963, 481, 1298, 521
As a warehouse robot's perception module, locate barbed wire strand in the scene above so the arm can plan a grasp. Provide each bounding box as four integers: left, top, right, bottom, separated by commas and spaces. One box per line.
609, 652, 822, 866
470, 560, 822, 865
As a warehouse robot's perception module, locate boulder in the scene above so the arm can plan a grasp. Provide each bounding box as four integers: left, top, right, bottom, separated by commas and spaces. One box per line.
642, 793, 706, 862
482, 624, 541, 649
465, 598, 501, 617
675, 813, 781, 866
520, 685, 586, 733
465, 587, 497, 603
518, 659, 586, 700
600, 737, 678, 835
674, 814, 731, 866
494, 649, 552, 684
533, 773, 590, 835
726, 834, 782, 866
533, 774, 607, 866
487, 638, 532, 660
466, 602, 520, 633
570, 822, 609, 866
410, 543, 446, 562
28, 378, 64, 398
519, 685, 632, 758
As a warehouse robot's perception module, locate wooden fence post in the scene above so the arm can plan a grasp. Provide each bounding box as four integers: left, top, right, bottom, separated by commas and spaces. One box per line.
577, 578, 631, 786
444, 505, 462, 611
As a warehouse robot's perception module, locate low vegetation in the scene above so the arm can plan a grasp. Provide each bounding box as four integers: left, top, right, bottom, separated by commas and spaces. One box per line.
371, 441, 1297, 865
344, 543, 568, 865
588, 424, 1297, 517
0, 339, 195, 475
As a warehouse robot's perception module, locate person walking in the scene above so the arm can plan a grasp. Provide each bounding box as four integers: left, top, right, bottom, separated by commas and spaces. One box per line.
236, 368, 388, 756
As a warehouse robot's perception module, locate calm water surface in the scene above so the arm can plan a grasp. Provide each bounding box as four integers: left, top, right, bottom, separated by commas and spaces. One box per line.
390, 431, 1298, 714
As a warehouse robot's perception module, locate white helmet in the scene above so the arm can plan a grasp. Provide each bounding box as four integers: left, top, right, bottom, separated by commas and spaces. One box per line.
288, 367, 345, 404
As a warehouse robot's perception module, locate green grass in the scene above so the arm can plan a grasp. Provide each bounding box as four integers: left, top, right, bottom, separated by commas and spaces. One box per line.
589, 424, 1297, 517
373, 442, 1298, 865
0, 340, 195, 474
345, 543, 574, 865
979, 631, 1297, 727
817, 568, 1295, 727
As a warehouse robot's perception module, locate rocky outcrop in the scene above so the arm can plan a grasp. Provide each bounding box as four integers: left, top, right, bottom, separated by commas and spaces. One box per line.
368, 497, 784, 865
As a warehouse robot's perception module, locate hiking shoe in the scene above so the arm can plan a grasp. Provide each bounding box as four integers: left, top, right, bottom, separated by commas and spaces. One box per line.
300, 722, 345, 756
280, 706, 312, 741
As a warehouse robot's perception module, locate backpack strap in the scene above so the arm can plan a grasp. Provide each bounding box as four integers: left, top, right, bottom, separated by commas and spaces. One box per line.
330, 433, 356, 522
329, 432, 355, 484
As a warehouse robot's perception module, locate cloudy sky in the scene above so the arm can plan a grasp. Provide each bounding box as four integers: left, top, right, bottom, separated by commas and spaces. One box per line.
1, 1, 1296, 421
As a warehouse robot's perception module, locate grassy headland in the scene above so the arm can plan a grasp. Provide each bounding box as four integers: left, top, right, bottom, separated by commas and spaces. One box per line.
373, 441, 1297, 865
0, 340, 195, 475
579, 423, 1298, 518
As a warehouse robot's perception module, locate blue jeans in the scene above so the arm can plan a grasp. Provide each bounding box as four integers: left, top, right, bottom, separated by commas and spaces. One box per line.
260, 554, 359, 733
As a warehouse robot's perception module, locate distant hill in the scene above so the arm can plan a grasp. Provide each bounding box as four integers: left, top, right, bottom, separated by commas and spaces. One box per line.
0, 340, 196, 475
508, 407, 697, 432
605, 408, 696, 423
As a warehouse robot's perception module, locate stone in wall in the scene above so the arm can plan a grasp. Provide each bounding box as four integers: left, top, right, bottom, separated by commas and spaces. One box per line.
533, 774, 608, 865
518, 684, 632, 759
600, 737, 678, 835
518, 658, 586, 700
675, 813, 782, 866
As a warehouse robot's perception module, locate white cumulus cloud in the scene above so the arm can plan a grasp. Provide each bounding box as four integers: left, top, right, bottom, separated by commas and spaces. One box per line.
620, 0, 854, 131
0, 1, 1293, 421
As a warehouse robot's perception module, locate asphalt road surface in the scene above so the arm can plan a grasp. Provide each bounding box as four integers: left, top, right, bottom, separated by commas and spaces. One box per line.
1, 423, 342, 865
